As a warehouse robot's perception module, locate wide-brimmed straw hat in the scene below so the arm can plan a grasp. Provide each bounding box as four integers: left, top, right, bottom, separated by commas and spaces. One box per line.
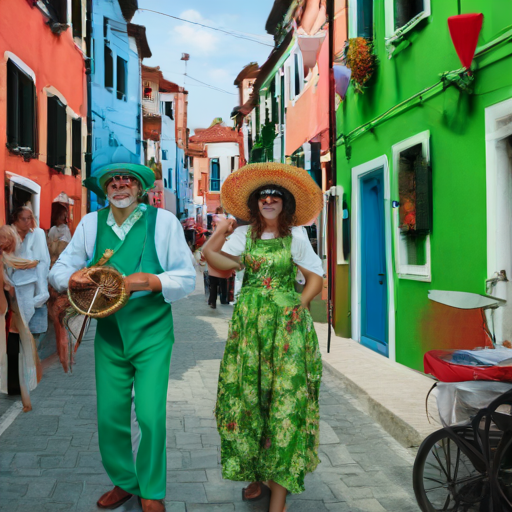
221, 163, 324, 226
83, 163, 155, 200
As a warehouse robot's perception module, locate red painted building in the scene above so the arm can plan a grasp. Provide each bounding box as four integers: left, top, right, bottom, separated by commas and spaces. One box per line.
0, 1, 87, 231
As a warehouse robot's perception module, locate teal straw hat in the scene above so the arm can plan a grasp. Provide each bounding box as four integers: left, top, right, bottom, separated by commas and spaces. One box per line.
83, 163, 156, 199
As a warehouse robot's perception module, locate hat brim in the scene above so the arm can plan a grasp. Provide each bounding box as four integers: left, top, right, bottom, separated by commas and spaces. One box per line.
83, 164, 156, 200
221, 163, 324, 226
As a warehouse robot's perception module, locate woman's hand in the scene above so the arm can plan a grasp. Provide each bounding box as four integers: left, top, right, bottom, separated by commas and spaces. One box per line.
215, 218, 237, 237
124, 273, 162, 294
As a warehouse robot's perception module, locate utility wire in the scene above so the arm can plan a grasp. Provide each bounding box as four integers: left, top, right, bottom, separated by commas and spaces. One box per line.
137, 8, 274, 48
185, 74, 237, 95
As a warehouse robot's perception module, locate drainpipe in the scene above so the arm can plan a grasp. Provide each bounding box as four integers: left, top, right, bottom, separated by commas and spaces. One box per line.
85, 0, 93, 212
327, 0, 337, 352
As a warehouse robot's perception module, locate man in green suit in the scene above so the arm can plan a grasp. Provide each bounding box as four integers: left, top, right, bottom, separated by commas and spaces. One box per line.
50, 164, 195, 512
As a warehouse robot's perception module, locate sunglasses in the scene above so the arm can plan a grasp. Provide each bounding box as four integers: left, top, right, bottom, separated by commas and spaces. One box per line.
106, 175, 138, 186
258, 189, 283, 201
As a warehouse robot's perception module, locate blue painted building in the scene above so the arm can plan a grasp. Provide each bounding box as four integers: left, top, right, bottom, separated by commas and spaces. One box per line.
87, 0, 151, 210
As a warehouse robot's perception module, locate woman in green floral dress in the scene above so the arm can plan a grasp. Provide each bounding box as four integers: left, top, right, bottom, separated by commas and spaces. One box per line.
203, 163, 325, 512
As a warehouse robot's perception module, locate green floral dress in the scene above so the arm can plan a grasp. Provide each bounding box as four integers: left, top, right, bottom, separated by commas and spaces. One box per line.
215, 228, 322, 494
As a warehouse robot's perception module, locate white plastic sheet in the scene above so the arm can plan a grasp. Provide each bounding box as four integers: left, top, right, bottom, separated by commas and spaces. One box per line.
434, 381, 512, 427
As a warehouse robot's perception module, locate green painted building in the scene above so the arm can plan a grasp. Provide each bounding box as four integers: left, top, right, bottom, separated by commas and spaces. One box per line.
335, 0, 512, 371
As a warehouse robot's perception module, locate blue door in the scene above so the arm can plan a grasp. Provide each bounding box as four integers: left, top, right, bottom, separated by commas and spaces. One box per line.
360, 170, 388, 356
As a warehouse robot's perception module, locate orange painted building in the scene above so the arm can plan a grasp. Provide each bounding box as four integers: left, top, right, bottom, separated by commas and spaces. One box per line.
0, 1, 87, 231
189, 121, 244, 213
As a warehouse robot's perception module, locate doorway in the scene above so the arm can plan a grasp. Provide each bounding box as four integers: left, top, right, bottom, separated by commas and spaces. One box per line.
351, 156, 395, 360
486, 100, 512, 345
361, 170, 388, 355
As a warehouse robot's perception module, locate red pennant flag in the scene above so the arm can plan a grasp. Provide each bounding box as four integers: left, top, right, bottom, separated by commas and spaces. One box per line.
448, 14, 484, 70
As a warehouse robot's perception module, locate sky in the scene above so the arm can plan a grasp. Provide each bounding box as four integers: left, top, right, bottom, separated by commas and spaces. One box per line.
132, 0, 276, 132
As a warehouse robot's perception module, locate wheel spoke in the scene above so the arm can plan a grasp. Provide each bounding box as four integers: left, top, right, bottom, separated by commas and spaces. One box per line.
432, 444, 451, 481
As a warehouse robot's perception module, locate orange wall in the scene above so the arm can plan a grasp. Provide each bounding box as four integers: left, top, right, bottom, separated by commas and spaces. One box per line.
0, 2, 86, 229
285, 33, 330, 156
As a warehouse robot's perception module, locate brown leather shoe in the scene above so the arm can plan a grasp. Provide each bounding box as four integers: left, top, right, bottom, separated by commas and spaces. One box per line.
141, 499, 166, 512
97, 486, 133, 509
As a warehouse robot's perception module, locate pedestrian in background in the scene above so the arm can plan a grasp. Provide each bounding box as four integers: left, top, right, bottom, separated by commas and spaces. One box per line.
208, 206, 230, 308
0, 223, 46, 412
47, 204, 72, 266
202, 163, 325, 512
47, 203, 73, 372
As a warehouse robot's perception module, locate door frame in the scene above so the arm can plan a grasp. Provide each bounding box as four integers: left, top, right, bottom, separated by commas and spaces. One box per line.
485, 98, 512, 279
351, 155, 396, 361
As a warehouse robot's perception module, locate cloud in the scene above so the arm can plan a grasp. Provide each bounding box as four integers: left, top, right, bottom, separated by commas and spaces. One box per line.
208, 68, 231, 83
172, 10, 221, 56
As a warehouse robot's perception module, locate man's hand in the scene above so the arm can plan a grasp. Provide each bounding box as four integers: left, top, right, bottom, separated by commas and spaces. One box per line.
124, 273, 162, 294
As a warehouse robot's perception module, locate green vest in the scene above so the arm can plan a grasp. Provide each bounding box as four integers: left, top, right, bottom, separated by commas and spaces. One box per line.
92, 205, 173, 344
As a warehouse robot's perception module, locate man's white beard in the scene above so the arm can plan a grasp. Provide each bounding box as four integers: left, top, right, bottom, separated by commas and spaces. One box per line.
108, 194, 137, 209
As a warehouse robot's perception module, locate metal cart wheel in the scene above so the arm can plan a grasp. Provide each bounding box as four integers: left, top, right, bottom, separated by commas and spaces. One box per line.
413, 429, 489, 511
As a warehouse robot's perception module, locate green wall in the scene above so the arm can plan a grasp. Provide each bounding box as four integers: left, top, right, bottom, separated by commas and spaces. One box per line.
335, 0, 512, 370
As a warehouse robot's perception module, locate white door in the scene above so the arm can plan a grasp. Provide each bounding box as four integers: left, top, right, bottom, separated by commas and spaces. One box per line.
486, 100, 512, 345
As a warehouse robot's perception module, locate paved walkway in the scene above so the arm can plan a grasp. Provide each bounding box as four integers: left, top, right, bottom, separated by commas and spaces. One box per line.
317, 324, 439, 448
0, 280, 419, 511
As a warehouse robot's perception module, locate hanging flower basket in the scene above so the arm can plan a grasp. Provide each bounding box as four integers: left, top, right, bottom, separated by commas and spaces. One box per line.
343, 38, 376, 94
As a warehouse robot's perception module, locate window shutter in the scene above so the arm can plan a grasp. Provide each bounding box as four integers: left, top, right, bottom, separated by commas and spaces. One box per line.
72, 0, 82, 38
20, 75, 35, 151
398, 148, 432, 234
6, 60, 19, 147
104, 46, 113, 88
47, 96, 67, 170
72, 118, 81, 172
116, 57, 127, 100
414, 155, 432, 233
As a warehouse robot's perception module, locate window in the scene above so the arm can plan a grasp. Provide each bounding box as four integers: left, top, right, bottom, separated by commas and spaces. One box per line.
294, 53, 301, 98
6, 60, 36, 154
72, 118, 81, 173
40, 0, 67, 24
210, 159, 220, 192
231, 156, 236, 172
47, 95, 67, 171
71, 0, 82, 38
164, 101, 174, 120
116, 56, 127, 100
270, 78, 278, 125
162, 150, 168, 160
392, 131, 432, 281
143, 81, 153, 100
394, 0, 424, 31
104, 46, 113, 89
385, 0, 431, 39
349, 0, 373, 38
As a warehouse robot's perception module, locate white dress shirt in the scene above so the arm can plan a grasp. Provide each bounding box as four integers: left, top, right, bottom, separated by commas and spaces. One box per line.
222, 225, 325, 277
49, 208, 196, 304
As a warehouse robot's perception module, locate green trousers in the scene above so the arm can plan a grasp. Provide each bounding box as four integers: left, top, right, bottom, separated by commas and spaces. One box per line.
95, 291, 174, 500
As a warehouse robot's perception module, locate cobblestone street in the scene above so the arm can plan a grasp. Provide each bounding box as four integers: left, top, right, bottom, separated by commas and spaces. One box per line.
0, 282, 419, 511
